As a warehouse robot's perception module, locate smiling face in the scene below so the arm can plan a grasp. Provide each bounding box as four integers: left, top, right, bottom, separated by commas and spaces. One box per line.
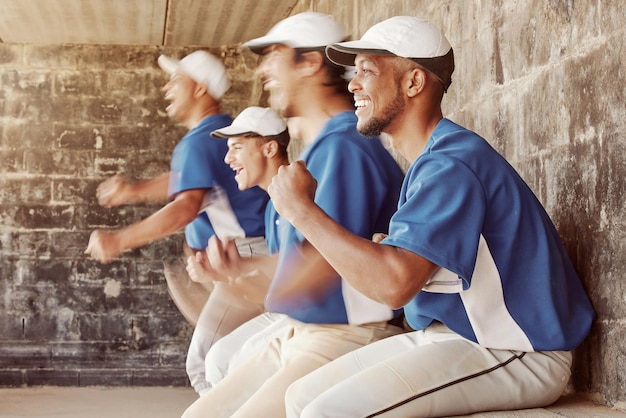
349, 55, 407, 137
256, 45, 299, 118
161, 70, 198, 122
224, 136, 270, 191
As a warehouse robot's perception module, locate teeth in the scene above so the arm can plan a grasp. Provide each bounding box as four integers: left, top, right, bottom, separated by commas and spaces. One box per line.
263, 80, 279, 90
354, 99, 369, 108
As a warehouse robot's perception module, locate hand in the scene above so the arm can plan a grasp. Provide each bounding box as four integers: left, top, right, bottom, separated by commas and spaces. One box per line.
85, 229, 123, 263
230, 270, 272, 305
185, 251, 227, 284
206, 235, 243, 279
97, 174, 131, 207
268, 161, 317, 223
372, 233, 388, 243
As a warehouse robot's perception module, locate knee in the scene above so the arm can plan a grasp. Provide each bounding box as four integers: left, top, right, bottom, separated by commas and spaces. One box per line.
204, 341, 228, 384
285, 379, 310, 418
180, 401, 201, 418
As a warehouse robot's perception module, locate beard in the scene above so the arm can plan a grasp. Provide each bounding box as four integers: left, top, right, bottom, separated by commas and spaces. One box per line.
357, 86, 405, 138
267, 85, 298, 119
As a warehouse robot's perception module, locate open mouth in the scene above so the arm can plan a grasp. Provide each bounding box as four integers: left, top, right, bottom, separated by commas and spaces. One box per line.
233, 166, 244, 178
354, 98, 370, 110
262, 79, 280, 91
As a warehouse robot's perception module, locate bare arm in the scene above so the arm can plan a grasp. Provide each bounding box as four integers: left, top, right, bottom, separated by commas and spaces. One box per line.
97, 173, 171, 207
86, 188, 205, 263
268, 161, 438, 309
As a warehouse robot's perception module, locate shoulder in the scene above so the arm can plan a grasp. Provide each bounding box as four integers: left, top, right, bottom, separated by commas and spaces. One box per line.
312, 112, 386, 154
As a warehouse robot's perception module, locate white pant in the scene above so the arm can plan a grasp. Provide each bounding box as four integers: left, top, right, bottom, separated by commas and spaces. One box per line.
286, 322, 572, 417
183, 318, 405, 418
204, 312, 291, 390
186, 236, 268, 395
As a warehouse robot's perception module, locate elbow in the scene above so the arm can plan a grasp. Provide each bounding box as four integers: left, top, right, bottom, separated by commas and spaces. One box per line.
375, 277, 414, 309
376, 268, 423, 309
379, 290, 413, 310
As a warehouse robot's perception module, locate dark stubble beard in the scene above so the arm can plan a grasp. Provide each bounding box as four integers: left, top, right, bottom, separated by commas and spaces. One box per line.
357, 85, 405, 137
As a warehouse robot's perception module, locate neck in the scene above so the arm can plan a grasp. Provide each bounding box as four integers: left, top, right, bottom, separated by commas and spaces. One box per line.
295, 89, 353, 144
387, 105, 444, 163
185, 102, 221, 130
260, 158, 290, 191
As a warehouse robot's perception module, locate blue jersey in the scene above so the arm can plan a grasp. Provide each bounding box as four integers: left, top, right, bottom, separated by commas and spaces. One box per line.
169, 114, 268, 250
264, 200, 281, 255
266, 111, 405, 325
382, 118, 594, 351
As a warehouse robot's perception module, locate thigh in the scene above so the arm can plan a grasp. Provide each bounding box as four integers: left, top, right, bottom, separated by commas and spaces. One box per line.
235, 321, 404, 418
162, 255, 210, 326
286, 331, 418, 417
183, 328, 292, 418
294, 327, 572, 418
197, 282, 263, 343
205, 312, 290, 386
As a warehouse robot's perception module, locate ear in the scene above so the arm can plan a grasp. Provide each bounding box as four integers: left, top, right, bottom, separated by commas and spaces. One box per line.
193, 82, 209, 99
263, 140, 278, 158
406, 67, 427, 98
297, 51, 325, 77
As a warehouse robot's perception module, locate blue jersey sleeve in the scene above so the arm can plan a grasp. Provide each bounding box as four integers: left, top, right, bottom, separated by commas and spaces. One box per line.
169, 131, 229, 197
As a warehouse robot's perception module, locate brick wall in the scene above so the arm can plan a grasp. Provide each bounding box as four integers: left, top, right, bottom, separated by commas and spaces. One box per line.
0, 43, 262, 386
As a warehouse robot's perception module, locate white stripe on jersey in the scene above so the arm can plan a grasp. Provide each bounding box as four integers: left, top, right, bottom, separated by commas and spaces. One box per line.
422, 236, 534, 351
342, 278, 394, 325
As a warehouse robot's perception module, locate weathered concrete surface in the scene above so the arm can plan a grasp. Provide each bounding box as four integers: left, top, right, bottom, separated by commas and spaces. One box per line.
0, 387, 198, 418
0, 388, 624, 418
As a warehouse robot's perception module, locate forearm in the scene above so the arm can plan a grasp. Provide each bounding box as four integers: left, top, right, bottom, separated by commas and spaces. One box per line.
288, 205, 434, 308
116, 195, 198, 252
268, 161, 437, 307
236, 253, 279, 280
127, 173, 171, 203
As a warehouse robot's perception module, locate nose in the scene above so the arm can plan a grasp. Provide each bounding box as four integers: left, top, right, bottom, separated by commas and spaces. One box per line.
348, 74, 360, 93
224, 149, 234, 165
256, 55, 270, 77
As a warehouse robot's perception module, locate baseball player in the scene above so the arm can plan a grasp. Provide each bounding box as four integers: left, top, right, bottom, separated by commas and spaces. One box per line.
267, 16, 596, 417
184, 106, 291, 395
85, 51, 270, 393
182, 12, 406, 418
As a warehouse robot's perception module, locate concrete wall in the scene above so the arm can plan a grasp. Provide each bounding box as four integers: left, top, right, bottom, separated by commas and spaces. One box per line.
0, 0, 624, 409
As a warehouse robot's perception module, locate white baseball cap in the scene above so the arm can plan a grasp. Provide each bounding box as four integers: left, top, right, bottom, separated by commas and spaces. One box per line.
326, 16, 455, 91
244, 12, 345, 55
158, 50, 231, 100
211, 107, 287, 139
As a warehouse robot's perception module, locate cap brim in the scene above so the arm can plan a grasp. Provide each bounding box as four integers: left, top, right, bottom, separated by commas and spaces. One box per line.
157, 55, 179, 74
243, 35, 286, 55
211, 127, 257, 139
326, 40, 395, 66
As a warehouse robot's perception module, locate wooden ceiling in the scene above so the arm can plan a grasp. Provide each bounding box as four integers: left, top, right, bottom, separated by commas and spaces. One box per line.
0, 0, 310, 46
